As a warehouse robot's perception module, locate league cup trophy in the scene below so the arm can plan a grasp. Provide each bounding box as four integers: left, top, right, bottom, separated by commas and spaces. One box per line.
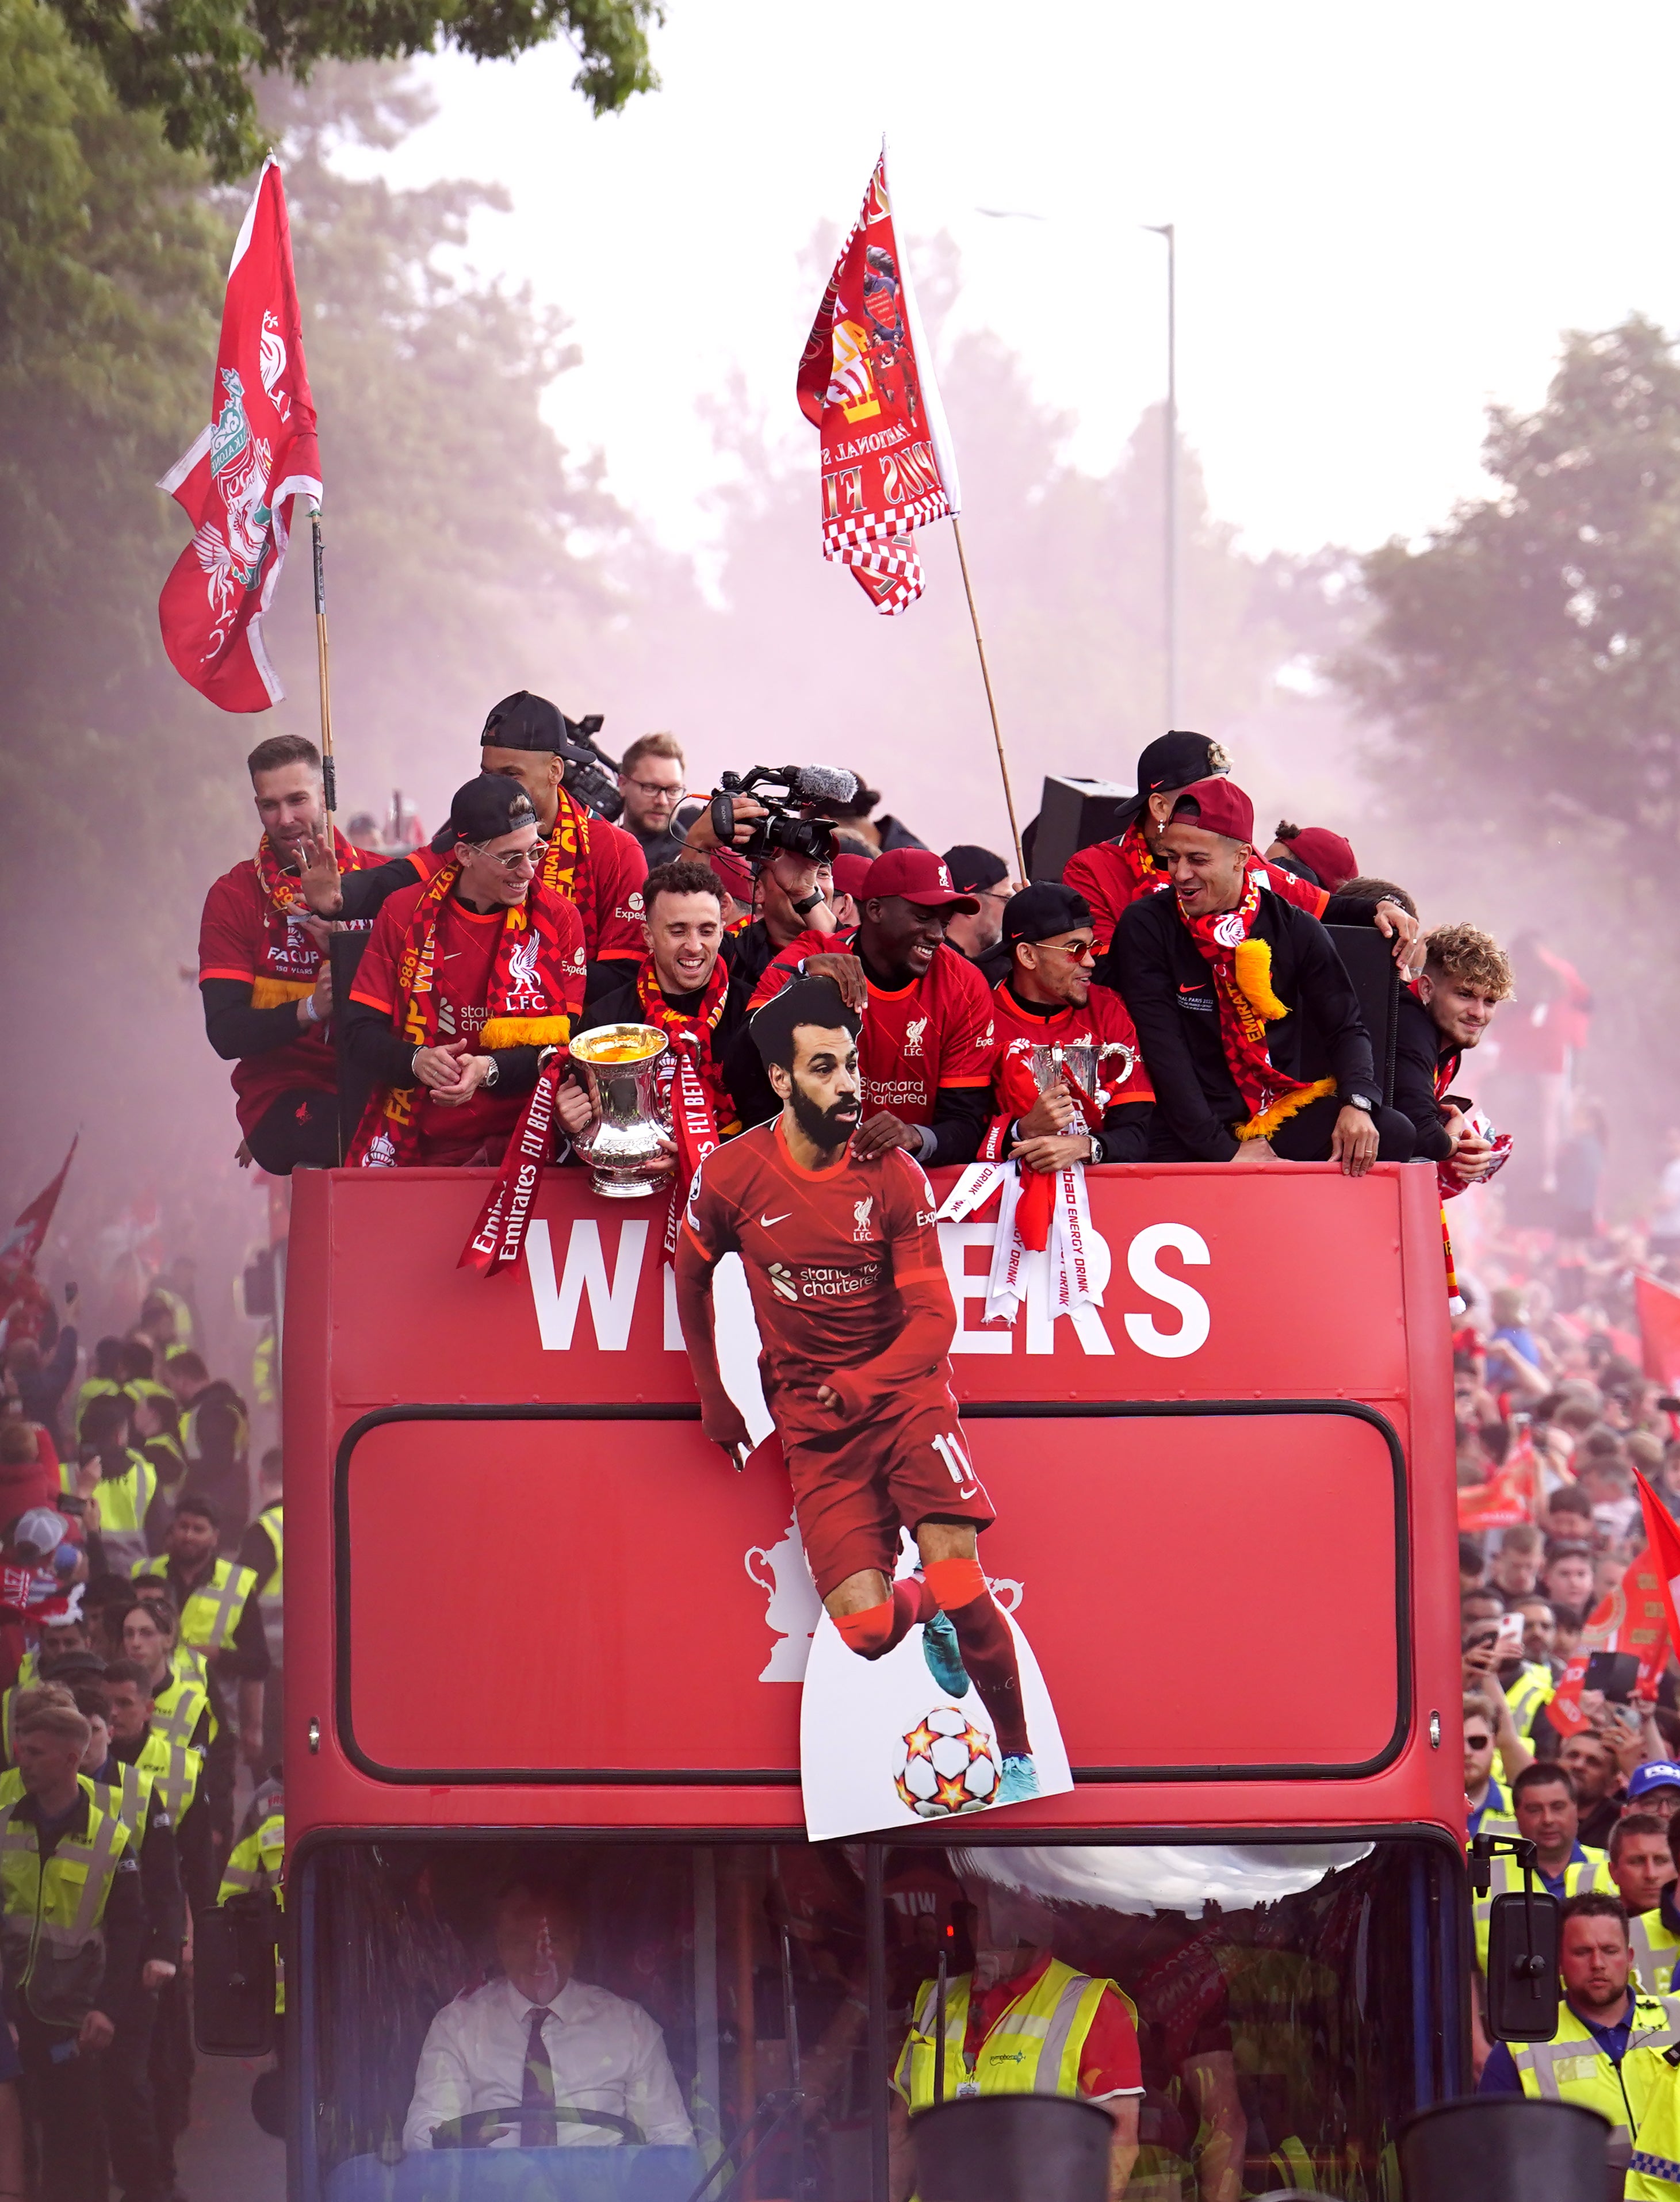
568, 1025, 671, 1198
1027, 1038, 1136, 1110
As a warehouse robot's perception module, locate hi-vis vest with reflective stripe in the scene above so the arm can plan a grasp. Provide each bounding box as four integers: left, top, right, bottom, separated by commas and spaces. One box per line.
134, 1731, 200, 1827
1506, 1662, 1556, 1739
1635, 1913, 1680, 2000
1512, 1992, 1680, 2144
895, 1957, 1137, 2109
131, 1557, 257, 1654
255, 1503, 283, 1664
88, 1761, 154, 1842
1474, 1851, 1614, 1968
64, 1449, 156, 1575
220, 1806, 284, 2013
1623, 2042, 1680, 2196
0, 1769, 132, 2025
150, 1668, 211, 1755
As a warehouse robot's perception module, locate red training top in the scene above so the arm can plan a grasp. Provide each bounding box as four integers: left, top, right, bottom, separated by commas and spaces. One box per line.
680, 1120, 956, 1442
198, 848, 383, 1136
410, 816, 647, 964
749, 930, 995, 1126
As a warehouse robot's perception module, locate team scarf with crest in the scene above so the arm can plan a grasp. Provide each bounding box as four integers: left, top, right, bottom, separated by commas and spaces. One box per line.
538, 786, 599, 947
249, 825, 373, 1007
635, 956, 743, 1259
1176, 874, 1335, 1139
348, 859, 577, 1170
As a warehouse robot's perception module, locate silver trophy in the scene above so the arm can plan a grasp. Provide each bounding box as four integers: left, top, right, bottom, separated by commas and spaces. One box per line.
1027, 1038, 1136, 1105
568, 1025, 671, 1198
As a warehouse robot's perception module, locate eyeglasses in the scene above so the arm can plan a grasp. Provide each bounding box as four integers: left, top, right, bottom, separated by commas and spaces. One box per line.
623, 776, 683, 800
481, 840, 549, 875
1464, 1735, 1493, 1751
1033, 936, 1097, 963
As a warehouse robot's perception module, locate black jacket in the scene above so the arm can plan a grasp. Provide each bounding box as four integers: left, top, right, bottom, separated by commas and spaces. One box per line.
1392, 988, 1462, 1164
1105, 889, 1382, 1162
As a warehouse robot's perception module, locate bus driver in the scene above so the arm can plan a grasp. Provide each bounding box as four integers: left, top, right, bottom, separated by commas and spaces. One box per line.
402, 1874, 695, 2154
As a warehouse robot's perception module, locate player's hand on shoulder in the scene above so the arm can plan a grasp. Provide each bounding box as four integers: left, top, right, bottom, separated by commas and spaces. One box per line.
849, 1109, 919, 1159
801, 952, 867, 1012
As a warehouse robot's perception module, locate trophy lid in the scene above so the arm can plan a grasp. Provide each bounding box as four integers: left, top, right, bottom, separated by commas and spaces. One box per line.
571, 1023, 668, 1066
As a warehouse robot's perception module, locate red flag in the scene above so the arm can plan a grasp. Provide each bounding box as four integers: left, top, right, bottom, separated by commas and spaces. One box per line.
1456, 1431, 1539, 1531
1549, 1502, 1672, 1737
1637, 1272, 1680, 1391
0, 1138, 76, 1339
157, 157, 321, 711
797, 143, 960, 614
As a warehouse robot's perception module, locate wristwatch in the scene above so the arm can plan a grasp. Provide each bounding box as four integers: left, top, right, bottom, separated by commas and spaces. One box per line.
791, 889, 824, 918
1345, 1093, 1374, 1113
483, 1058, 500, 1089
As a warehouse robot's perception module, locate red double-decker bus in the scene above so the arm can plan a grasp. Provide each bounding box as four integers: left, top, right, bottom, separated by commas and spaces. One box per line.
274, 1156, 1464, 2201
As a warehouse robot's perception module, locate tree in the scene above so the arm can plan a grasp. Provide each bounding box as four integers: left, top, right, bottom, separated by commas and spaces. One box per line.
1337, 315, 1680, 891
46, 0, 660, 178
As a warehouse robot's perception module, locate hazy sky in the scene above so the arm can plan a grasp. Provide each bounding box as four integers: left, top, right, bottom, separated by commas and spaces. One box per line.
354, 1, 1680, 565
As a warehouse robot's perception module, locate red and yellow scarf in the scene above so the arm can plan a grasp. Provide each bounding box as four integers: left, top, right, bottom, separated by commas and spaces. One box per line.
539, 787, 597, 947
636, 956, 742, 1258
250, 825, 373, 1008
349, 860, 580, 1167
1109, 818, 1168, 901
1177, 874, 1335, 1140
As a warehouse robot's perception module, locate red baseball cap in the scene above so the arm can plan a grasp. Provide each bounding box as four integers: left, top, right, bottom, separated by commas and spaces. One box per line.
1169, 776, 1255, 845
708, 848, 755, 903
1278, 825, 1358, 891
860, 847, 979, 912
829, 852, 874, 900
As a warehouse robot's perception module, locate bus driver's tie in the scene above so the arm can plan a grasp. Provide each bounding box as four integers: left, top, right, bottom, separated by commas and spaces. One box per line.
521, 2009, 558, 2148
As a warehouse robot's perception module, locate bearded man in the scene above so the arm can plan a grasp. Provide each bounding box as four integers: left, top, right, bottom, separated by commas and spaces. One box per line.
343, 776, 585, 1167
197, 734, 384, 1171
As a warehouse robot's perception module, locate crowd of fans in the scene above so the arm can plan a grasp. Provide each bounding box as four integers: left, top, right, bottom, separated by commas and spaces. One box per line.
0, 1263, 282, 2197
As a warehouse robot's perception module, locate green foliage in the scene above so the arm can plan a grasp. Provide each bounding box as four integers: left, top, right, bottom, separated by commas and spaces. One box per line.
1337, 316, 1680, 886
45, 0, 660, 178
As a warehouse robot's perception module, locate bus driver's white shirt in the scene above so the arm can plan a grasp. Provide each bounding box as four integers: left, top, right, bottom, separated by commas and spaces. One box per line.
403, 1975, 697, 2154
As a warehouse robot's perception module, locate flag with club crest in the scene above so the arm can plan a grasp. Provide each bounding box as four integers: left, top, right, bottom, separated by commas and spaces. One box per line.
797, 144, 961, 613
157, 156, 321, 710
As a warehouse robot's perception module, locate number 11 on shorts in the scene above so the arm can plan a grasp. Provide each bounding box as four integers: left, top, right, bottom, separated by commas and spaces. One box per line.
931, 1431, 979, 1499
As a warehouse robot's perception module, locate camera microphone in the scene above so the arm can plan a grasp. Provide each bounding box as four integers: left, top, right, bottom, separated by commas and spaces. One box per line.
780, 765, 859, 807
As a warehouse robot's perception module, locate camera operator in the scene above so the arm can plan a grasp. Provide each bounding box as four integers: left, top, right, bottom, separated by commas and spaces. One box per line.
297, 691, 648, 999
739, 849, 995, 1167
562, 859, 752, 1149
683, 768, 846, 993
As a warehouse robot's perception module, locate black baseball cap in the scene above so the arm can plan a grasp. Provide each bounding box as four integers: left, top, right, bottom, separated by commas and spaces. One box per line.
943, 844, 1009, 894
481, 691, 565, 752
1116, 730, 1231, 825
1001, 882, 1093, 947
439, 773, 539, 848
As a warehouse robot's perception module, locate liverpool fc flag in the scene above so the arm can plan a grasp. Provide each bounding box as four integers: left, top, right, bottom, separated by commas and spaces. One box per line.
798, 145, 961, 613
157, 157, 321, 711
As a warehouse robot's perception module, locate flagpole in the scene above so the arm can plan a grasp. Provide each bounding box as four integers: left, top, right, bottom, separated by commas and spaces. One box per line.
950, 519, 1026, 879
311, 505, 336, 822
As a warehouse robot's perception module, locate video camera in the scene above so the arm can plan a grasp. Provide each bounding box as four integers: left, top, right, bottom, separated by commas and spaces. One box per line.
554, 713, 625, 823
709, 765, 859, 866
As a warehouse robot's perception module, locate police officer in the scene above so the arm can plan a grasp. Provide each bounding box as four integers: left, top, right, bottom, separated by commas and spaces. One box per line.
1479, 1894, 1680, 2147
1474, 1763, 1613, 1970
132, 1493, 267, 1781
236, 1450, 283, 1766
219, 1787, 285, 2022
1630, 1791, 1680, 2003
66, 1396, 166, 1579
0, 1690, 144, 2199
889, 1877, 1142, 2201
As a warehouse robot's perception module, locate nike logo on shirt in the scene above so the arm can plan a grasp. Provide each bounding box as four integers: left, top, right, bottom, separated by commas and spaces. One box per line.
759, 1212, 791, 1227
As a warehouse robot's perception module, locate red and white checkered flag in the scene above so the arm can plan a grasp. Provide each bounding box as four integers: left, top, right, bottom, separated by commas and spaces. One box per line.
797, 144, 961, 614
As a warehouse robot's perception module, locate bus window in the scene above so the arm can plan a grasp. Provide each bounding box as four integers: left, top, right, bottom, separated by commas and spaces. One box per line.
299, 1835, 1459, 2202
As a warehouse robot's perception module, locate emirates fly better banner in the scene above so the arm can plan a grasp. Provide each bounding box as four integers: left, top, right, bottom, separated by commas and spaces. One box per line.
157, 158, 321, 711
798, 145, 962, 613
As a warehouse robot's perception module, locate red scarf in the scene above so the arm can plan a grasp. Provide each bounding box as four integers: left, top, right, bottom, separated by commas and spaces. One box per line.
347, 860, 579, 1169
636, 957, 741, 1258
250, 825, 373, 1007
1176, 875, 1335, 1139
540, 786, 597, 948
1108, 818, 1168, 901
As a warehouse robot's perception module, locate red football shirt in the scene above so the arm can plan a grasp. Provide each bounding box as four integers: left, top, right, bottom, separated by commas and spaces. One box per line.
198, 849, 382, 1136
682, 1120, 955, 1445
350, 885, 584, 1161
988, 979, 1154, 1113
412, 813, 646, 961
1064, 838, 1330, 955
750, 931, 995, 1125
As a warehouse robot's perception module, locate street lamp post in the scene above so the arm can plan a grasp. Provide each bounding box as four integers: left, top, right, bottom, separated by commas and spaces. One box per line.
1143, 223, 1177, 729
